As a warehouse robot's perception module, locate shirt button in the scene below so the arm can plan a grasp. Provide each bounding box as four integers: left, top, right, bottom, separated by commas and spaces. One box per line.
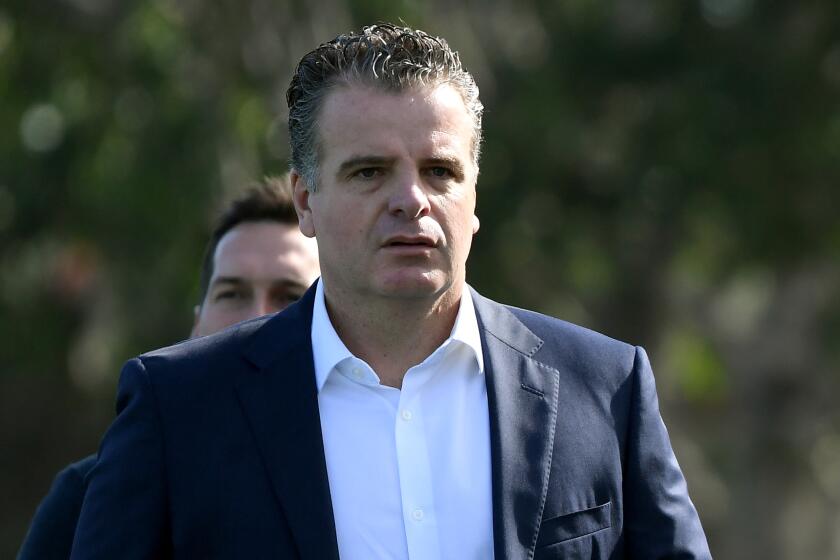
401, 409, 413, 421
411, 508, 424, 521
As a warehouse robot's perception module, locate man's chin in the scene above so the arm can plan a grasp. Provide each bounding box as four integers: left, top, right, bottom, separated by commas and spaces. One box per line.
376, 271, 451, 300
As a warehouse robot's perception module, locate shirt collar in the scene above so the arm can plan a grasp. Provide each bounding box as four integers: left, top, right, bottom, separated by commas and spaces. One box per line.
311, 279, 354, 392
310, 279, 485, 393
447, 284, 485, 375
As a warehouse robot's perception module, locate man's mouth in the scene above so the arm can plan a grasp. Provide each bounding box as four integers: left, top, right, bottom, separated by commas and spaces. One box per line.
383, 235, 437, 248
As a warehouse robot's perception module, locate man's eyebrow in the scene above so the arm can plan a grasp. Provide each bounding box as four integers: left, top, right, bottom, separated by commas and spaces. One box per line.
270, 278, 310, 291
422, 156, 465, 176
209, 276, 245, 288
337, 156, 395, 176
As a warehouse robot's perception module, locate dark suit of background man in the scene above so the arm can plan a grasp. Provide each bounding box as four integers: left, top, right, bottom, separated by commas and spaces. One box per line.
18, 176, 320, 559
70, 23, 712, 559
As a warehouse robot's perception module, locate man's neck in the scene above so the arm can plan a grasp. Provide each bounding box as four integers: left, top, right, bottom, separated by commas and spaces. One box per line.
323, 285, 463, 389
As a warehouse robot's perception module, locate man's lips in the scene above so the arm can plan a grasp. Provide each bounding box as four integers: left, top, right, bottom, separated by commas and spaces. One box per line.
382, 235, 438, 248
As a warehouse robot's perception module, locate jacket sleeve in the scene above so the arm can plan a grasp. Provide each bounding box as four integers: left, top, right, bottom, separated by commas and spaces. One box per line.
623, 346, 713, 559
70, 357, 170, 559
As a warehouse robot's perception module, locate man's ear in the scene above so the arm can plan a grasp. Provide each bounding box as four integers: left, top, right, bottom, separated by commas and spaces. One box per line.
472, 214, 480, 235
190, 304, 201, 338
291, 170, 316, 238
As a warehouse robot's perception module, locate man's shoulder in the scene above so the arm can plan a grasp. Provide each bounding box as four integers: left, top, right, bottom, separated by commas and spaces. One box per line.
474, 289, 633, 349
473, 290, 638, 380
503, 302, 641, 391
39, 454, 97, 508
143, 313, 270, 360
17, 455, 97, 560
57, 454, 97, 484
129, 314, 277, 386
505, 304, 633, 353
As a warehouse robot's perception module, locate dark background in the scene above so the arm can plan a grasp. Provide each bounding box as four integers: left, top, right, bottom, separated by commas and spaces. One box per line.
2, 1, 839, 558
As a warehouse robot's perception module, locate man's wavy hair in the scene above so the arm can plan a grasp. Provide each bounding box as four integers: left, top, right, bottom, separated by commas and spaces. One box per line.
286, 23, 483, 191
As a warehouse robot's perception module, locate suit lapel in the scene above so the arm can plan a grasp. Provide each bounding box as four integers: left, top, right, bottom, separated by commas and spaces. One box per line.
472, 289, 560, 560
235, 284, 339, 560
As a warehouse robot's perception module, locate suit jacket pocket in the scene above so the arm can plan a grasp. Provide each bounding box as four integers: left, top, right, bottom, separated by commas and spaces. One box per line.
536, 501, 612, 547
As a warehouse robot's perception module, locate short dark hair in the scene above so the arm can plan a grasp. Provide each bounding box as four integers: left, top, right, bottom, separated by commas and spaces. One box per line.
287, 22, 483, 191
197, 175, 298, 303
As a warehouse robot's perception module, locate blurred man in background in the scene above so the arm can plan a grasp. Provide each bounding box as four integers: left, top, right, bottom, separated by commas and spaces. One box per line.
18, 175, 319, 560
190, 176, 320, 336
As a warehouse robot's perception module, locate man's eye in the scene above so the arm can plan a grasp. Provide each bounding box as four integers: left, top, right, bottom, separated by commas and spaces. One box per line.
429, 166, 451, 178
273, 290, 304, 305
355, 168, 380, 179
215, 290, 241, 301
283, 292, 304, 304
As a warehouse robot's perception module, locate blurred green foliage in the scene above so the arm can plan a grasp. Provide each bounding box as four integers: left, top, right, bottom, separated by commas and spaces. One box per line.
1, 0, 839, 558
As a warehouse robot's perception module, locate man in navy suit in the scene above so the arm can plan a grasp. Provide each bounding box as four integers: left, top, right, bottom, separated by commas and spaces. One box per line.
70, 24, 711, 559
18, 176, 320, 559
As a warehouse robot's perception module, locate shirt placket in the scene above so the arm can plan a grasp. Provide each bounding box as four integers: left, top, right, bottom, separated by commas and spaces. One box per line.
394, 366, 441, 559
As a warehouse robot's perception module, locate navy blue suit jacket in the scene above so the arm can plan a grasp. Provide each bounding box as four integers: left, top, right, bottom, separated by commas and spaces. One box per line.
18, 455, 96, 560
70, 285, 711, 559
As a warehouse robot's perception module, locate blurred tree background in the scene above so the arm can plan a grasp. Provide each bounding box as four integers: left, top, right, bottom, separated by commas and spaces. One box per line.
1, 0, 839, 557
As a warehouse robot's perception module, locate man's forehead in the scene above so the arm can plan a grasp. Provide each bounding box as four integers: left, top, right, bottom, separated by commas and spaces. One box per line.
213, 223, 315, 273
209, 254, 309, 287
320, 82, 470, 122
216, 221, 292, 252
317, 84, 476, 161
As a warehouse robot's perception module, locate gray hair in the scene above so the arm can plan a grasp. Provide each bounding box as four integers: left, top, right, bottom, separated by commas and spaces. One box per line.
286, 23, 483, 191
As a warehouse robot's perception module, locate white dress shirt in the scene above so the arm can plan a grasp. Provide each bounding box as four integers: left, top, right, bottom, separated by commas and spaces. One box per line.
311, 279, 494, 559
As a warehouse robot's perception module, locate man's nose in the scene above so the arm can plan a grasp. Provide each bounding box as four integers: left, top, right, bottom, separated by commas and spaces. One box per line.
388, 174, 431, 219
252, 297, 275, 319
